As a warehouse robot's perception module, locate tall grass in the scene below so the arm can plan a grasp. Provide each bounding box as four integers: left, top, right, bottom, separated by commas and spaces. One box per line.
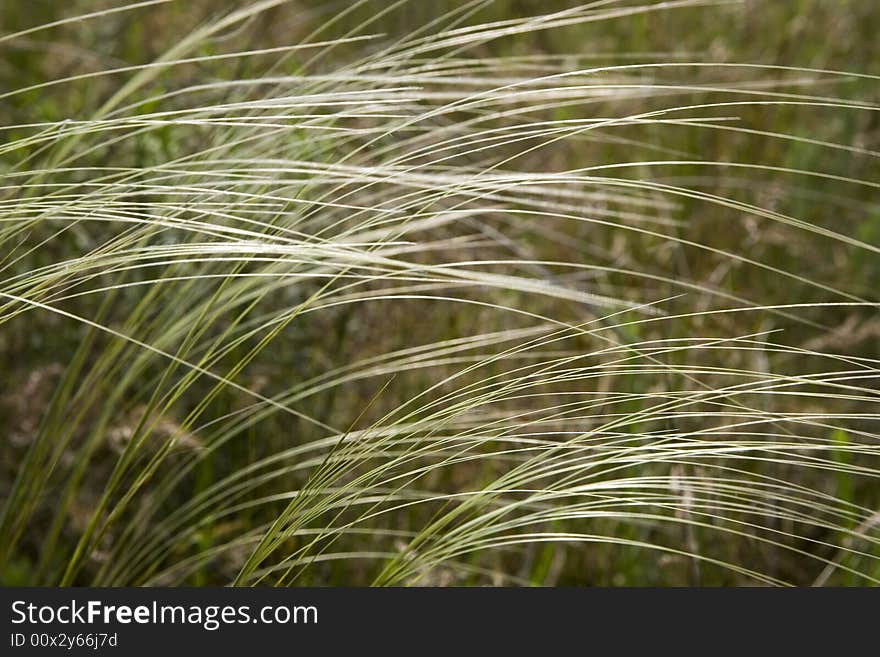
0, 0, 878, 586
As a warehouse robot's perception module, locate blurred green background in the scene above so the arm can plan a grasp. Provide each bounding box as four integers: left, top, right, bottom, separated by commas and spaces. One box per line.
1, 1, 878, 585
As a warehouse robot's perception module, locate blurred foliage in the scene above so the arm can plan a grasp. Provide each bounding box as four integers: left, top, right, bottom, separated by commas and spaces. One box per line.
1, 1, 878, 585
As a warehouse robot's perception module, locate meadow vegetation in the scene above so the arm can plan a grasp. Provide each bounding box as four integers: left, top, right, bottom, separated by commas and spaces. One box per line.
0, 0, 878, 586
